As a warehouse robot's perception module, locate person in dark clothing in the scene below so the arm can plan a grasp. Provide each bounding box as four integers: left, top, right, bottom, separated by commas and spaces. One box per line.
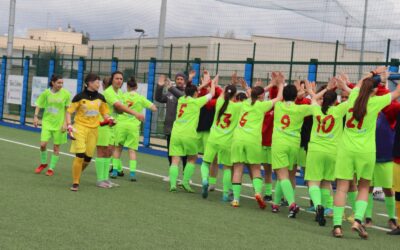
155, 72, 192, 181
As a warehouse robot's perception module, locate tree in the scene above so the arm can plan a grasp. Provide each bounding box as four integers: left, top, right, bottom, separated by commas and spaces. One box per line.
223, 30, 236, 39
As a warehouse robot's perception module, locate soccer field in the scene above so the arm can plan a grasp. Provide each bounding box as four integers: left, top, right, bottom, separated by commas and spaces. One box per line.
0, 125, 398, 249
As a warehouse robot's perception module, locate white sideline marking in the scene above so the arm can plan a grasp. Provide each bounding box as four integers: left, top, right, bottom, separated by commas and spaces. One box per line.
0, 137, 392, 232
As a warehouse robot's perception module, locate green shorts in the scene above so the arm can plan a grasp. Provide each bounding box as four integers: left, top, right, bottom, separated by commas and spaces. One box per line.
231, 141, 263, 164
334, 148, 375, 181
393, 162, 400, 192
305, 150, 336, 181
297, 147, 307, 167
203, 141, 232, 166
371, 162, 393, 188
169, 134, 198, 157
115, 122, 140, 150
40, 128, 67, 145
261, 146, 272, 165
197, 131, 210, 154
271, 143, 298, 170
97, 126, 114, 146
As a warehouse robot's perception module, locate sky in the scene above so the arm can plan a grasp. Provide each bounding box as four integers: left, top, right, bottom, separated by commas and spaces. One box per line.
1, 0, 400, 52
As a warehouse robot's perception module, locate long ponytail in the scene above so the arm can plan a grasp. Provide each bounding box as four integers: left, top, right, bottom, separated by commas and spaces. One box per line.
250, 86, 265, 105
353, 78, 379, 121
217, 85, 237, 122
321, 90, 337, 115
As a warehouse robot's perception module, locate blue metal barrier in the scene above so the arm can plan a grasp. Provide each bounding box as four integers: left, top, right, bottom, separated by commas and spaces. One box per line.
143, 58, 156, 147
20, 56, 30, 125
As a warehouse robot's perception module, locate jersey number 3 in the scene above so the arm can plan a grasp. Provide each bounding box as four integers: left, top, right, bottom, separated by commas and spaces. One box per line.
217, 113, 232, 128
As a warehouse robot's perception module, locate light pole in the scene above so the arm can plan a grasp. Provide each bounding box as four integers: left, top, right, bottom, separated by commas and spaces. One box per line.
134, 28, 145, 77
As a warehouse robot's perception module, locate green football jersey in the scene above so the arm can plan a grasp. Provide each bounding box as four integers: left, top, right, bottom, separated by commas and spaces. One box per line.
35, 88, 71, 131
103, 86, 124, 118
233, 99, 273, 144
340, 87, 391, 153
308, 102, 349, 153
118, 91, 153, 126
272, 101, 313, 147
171, 95, 209, 138
207, 98, 243, 145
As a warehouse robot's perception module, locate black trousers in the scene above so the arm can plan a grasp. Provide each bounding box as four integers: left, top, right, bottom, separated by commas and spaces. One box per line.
166, 134, 187, 170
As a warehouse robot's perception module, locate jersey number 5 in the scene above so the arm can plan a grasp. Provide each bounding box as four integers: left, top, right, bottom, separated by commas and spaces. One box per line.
346, 108, 364, 129
178, 104, 187, 118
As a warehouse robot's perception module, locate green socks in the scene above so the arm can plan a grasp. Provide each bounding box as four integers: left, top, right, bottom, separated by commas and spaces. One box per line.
129, 160, 137, 173
347, 191, 357, 211
333, 206, 345, 226
209, 176, 217, 185
232, 183, 242, 201
264, 183, 272, 196
112, 158, 122, 173
48, 155, 59, 170
169, 165, 179, 188
223, 169, 232, 195
40, 150, 47, 164
252, 178, 263, 195
354, 200, 368, 222
183, 163, 196, 185
95, 158, 105, 181
365, 193, 374, 218
385, 196, 396, 219
273, 180, 283, 205
280, 179, 295, 205
103, 157, 111, 180
200, 161, 210, 182
321, 188, 333, 209
308, 185, 321, 208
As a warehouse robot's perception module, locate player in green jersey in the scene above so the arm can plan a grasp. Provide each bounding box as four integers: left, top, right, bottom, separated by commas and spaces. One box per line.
95, 71, 144, 188
200, 84, 242, 200
34, 75, 71, 176
112, 77, 157, 182
271, 80, 315, 218
332, 66, 400, 239
230, 73, 284, 209
168, 75, 217, 192
304, 78, 350, 226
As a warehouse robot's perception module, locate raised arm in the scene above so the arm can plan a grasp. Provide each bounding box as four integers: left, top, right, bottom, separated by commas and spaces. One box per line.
270, 72, 284, 105
155, 75, 168, 103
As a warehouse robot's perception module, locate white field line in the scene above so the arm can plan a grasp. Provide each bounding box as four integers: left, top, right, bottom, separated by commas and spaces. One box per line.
0, 137, 392, 232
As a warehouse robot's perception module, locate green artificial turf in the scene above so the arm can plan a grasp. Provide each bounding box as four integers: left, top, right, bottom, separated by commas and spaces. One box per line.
0, 125, 398, 249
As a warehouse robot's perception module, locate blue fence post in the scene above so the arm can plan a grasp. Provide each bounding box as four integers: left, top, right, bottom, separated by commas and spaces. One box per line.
0, 56, 7, 120
191, 58, 201, 85
388, 58, 399, 91
20, 56, 30, 125
244, 58, 254, 87
48, 58, 55, 80
111, 57, 118, 73
77, 57, 85, 93
307, 59, 318, 82
143, 58, 156, 147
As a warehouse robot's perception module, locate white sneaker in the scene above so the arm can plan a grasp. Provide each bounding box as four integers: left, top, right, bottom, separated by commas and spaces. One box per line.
163, 176, 170, 182
105, 180, 120, 187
